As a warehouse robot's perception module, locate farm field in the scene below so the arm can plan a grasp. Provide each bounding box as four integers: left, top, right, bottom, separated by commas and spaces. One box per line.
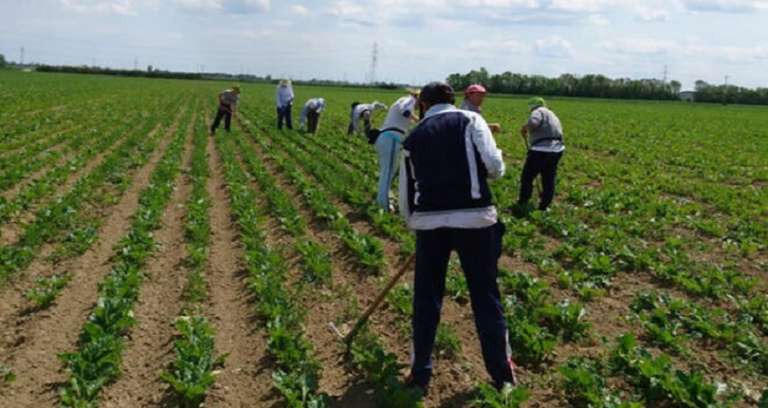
0, 69, 766, 407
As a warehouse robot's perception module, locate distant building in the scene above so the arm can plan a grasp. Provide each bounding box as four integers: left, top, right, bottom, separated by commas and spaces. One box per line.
679, 91, 696, 102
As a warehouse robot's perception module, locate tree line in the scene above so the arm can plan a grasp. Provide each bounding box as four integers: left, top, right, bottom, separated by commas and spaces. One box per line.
447, 68, 768, 105
693, 80, 768, 106
447, 68, 682, 101
7, 60, 405, 90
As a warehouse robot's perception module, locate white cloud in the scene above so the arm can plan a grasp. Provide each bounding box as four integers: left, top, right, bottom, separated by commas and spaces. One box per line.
328, 0, 366, 16
681, 0, 763, 13
549, 0, 610, 13
587, 14, 609, 25
290, 4, 309, 16
535, 35, 572, 58
461, 38, 529, 54
684, 44, 768, 63
60, 0, 140, 15
635, 6, 670, 21
172, 0, 269, 14
601, 37, 675, 55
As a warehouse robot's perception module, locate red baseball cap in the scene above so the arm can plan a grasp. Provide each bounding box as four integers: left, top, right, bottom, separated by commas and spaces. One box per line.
465, 84, 487, 95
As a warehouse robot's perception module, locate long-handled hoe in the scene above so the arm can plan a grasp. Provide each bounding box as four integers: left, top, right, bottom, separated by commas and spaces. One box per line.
329, 254, 416, 350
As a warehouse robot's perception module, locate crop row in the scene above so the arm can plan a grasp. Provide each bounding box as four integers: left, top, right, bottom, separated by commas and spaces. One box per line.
233, 132, 334, 283
0, 110, 144, 227
0, 103, 181, 285
215, 131, 328, 407
162, 111, 224, 407
239, 119, 385, 272
243, 111, 413, 256
58, 106, 191, 406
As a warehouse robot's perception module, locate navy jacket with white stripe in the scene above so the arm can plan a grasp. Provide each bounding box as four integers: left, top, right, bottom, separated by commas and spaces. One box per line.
399, 104, 505, 231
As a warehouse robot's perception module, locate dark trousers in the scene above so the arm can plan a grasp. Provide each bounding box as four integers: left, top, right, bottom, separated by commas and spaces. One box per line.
347, 115, 371, 136
210, 106, 232, 134
411, 223, 514, 388
277, 105, 293, 129
518, 150, 563, 210
307, 110, 320, 134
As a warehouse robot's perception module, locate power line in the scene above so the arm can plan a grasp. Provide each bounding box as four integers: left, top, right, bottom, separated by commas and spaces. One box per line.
368, 42, 378, 84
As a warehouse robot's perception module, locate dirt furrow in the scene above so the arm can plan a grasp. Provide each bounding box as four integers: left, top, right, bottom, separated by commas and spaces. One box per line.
204, 133, 278, 408
99, 115, 195, 407
0, 119, 179, 408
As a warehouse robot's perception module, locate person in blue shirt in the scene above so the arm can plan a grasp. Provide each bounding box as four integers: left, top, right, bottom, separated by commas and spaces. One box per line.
276, 80, 295, 130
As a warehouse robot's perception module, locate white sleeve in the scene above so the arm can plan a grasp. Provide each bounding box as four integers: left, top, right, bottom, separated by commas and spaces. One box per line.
470, 114, 505, 180
401, 97, 416, 117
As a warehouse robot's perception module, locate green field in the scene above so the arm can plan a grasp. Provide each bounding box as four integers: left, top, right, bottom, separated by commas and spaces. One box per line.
0, 70, 766, 407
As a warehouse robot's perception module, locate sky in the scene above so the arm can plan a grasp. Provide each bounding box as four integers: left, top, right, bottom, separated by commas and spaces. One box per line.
1, 0, 767, 90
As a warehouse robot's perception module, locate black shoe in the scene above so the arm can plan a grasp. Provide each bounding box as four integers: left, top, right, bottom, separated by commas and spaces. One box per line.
510, 202, 534, 219
404, 374, 428, 398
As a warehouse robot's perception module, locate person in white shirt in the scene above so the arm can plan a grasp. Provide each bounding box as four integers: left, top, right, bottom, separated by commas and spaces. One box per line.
347, 101, 387, 136
374, 90, 419, 210
276, 79, 295, 130
299, 97, 326, 134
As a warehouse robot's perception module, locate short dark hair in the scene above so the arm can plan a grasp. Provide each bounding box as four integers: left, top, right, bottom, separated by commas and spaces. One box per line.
351, 102, 360, 109
419, 82, 455, 105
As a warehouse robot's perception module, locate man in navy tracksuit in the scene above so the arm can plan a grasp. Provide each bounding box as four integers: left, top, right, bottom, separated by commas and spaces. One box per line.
399, 82, 518, 393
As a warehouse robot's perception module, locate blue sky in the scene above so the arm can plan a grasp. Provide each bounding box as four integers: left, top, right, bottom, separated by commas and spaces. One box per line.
1, 0, 767, 89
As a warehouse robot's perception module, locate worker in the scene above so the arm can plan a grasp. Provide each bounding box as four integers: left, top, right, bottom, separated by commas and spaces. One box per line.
276, 79, 295, 130
399, 82, 518, 395
517, 97, 564, 212
299, 97, 326, 135
374, 90, 419, 211
461, 84, 502, 133
210, 86, 240, 135
347, 101, 387, 136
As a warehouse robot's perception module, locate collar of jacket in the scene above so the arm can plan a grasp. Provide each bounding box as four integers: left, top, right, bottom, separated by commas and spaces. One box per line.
424, 103, 458, 119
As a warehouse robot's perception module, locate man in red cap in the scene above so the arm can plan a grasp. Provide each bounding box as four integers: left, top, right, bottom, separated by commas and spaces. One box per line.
461, 84, 502, 133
